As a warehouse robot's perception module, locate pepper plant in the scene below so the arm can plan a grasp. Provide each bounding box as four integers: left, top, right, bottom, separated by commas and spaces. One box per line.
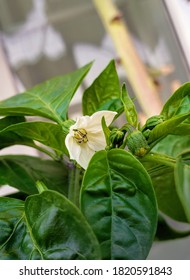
0, 60, 190, 260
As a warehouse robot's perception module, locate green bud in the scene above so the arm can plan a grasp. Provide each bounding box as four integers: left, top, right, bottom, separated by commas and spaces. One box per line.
142, 129, 151, 140
142, 115, 165, 139
142, 115, 165, 131
110, 128, 125, 147
126, 130, 150, 157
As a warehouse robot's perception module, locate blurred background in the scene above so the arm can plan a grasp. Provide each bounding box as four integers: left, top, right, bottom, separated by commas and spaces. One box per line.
0, 0, 190, 259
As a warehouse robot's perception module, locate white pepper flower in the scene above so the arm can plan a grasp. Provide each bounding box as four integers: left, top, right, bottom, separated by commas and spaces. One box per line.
65, 110, 117, 169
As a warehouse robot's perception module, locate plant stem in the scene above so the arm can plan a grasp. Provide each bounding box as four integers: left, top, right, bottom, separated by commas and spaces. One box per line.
36, 181, 48, 193
144, 152, 176, 167
68, 165, 81, 207
93, 0, 162, 117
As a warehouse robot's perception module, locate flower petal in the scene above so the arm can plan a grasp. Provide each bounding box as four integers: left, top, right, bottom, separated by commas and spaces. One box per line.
87, 131, 106, 150
65, 133, 81, 161
77, 144, 95, 169
71, 115, 90, 130
87, 110, 117, 132
65, 133, 95, 169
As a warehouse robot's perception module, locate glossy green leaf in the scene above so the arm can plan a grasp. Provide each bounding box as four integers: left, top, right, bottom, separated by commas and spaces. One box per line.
80, 149, 157, 260
161, 82, 190, 119
170, 124, 190, 136
152, 134, 190, 158
0, 116, 25, 129
101, 116, 110, 146
121, 83, 138, 128
0, 63, 92, 123
148, 113, 190, 146
0, 116, 34, 149
141, 159, 187, 222
0, 197, 29, 260
0, 121, 67, 155
141, 134, 190, 222
0, 155, 69, 195
0, 191, 101, 259
175, 151, 190, 222
6, 192, 28, 201
82, 60, 123, 115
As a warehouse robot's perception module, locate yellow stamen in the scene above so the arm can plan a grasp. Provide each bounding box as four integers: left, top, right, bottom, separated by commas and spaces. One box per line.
73, 128, 88, 144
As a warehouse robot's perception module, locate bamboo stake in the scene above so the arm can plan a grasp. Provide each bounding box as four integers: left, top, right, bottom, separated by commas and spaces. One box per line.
93, 0, 163, 117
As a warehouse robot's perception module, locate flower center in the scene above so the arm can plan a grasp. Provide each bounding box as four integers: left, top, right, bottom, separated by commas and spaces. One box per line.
73, 128, 88, 144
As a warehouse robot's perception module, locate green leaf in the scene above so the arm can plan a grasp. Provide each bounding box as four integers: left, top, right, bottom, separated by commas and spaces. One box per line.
0, 116, 34, 150
175, 151, 190, 222
170, 124, 190, 136
0, 116, 25, 129
141, 134, 190, 222
121, 83, 138, 128
161, 82, 190, 119
0, 155, 69, 196
101, 116, 110, 146
0, 121, 67, 155
141, 160, 187, 222
6, 192, 28, 201
142, 134, 190, 222
148, 113, 190, 147
82, 60, 123, 115
0, 197, 28, 259
0, 63, 92, 123
0, 191, 101, 259
152, 134, 190, 158
80, 149, 157, 260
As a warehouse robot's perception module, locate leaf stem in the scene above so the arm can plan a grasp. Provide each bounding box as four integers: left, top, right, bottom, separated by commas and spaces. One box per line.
143, 152, 176, 167
68, 165, 82, 207
36, 181, 48, 193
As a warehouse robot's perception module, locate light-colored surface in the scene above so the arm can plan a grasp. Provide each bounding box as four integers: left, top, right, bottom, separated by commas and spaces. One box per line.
0, 185, 18, 196
0, 45, 16, 99
148, 236, 190, 260
1, 0, 66, 68
164, 0, 190, 69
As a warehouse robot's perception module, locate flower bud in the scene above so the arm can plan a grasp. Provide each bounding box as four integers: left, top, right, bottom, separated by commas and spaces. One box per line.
142, 115, 165, 137
126, 130, 150, 157
110, 128, 125, 147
